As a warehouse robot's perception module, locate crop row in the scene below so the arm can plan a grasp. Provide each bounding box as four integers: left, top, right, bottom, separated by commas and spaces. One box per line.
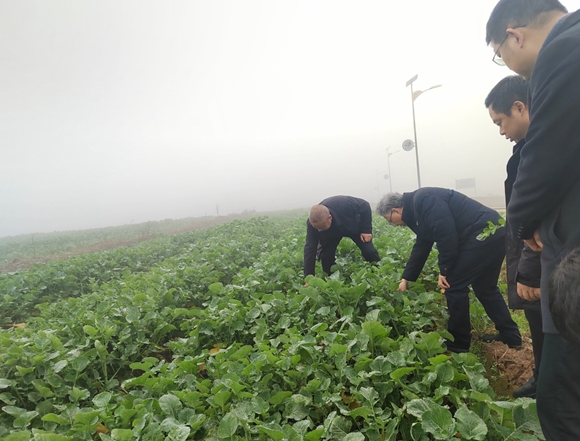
0, 215, 543, 440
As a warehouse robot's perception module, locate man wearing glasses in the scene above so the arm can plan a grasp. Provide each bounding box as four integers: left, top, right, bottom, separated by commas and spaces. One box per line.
486, 0, 580, 438
376, 189, 520, 354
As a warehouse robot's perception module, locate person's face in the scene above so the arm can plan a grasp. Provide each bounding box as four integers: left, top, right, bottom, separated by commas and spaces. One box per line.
384, 207, 405, 226
492, 27, 536, 80
489, 102, 529, 143
311, 214, 332, 232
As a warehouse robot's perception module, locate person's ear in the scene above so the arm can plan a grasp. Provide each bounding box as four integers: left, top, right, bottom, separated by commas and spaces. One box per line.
506, 27, 525, 47
513, 100, 527, 116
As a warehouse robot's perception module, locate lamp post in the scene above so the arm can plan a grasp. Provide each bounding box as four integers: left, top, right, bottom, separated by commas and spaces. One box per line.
406, 74, 441, 188
385, 146, 399, 193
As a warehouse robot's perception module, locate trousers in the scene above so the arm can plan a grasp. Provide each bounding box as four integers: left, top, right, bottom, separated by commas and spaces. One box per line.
537, 333, 580, 440
320, 234, 379, 274
444, 237, 520, 350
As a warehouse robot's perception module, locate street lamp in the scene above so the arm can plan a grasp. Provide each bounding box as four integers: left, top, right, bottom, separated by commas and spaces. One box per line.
385, 146, 400, 192
406, 74, 442, 188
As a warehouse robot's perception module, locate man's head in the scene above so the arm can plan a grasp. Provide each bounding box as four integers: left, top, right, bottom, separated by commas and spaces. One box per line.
485, 75, 530, 143
309, 205, 332, 231
376, 193, 405, 226
549, 247, 580, 345
486, 0, 567, 79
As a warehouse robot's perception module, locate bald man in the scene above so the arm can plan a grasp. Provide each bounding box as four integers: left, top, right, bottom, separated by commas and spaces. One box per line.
304, 195, 380, 278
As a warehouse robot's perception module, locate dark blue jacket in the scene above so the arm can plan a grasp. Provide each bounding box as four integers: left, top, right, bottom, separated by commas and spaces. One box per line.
508, 10, 580, 243
304, 195, 373, 276
505, 140, 541, 309
507, 10, 580, 334
401, 188, 504, 281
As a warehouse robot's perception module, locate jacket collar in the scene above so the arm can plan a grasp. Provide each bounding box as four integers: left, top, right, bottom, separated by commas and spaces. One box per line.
544, 10, 580, 49
401, 192, 416, 227
513, 138, 526, 155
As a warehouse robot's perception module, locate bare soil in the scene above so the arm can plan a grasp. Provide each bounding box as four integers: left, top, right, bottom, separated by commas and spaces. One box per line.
477, 333, 536, 398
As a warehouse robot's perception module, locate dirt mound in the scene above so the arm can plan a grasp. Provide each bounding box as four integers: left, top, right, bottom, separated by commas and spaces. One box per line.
477, 333, 535, 398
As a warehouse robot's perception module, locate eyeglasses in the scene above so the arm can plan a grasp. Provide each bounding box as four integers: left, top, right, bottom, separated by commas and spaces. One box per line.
492, 24, 526, 66
492, 34, 509, 65
386, 208, 395, 225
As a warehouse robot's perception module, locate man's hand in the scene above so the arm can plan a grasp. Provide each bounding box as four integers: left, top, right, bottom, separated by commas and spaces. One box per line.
398, 279, 408, 291
360, 233, 372, 243
517, 282, 541, 301
438, 274, 450, 290
524, 230, 543, 251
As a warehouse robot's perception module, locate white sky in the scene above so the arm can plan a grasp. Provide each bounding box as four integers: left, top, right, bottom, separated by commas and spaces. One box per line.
2, 0, 580, 237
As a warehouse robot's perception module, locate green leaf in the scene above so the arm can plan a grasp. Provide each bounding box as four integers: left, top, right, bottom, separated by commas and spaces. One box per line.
270, 391, 292, 405
93, 391, 113, 407
348, 406, 372, 420
52, 360, 68, 373
421, 405, 456, 440
304, 428, 324, 441
455, 405, 487, 440
216, 412, 238, 438
208, 282, 223, 293
29, 431, 70, 441
213, 390, 231, 409
125, 306, 140, 323
110, 429, 134, 441
71, 356, 90, 372
362, 321, 388, 341
32, 379, 54, 398
73, 410, 101, 425
41, 413, 70, 425
343, 433, 365, 441
0, 378, 13, 389
3, 406, 26, 417
257, 422, 286, 441
359, 387, 379, 405
167, 424, 191, 441
68, 387, 90, 401
327, 415, 351, 440
390, 367, 415, 380
4, 431, 32, 441
284, 394, 311, 421
159, 394, 182, 417
83, 325, 99, 336
428, 354, 450, 366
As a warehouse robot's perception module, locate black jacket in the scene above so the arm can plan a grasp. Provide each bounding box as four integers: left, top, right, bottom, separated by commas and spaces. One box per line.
401, 188, 504, 282
508, 10, 580, 244
303, 196, 373, 276
507, 10, 580, 334
505, 140, 541, 309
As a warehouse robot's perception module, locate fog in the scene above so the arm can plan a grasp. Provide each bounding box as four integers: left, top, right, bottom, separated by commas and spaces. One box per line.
2, 1, 580, 237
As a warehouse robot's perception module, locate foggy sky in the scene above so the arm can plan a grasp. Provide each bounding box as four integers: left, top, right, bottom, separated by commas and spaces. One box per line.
2, 1, 579, 237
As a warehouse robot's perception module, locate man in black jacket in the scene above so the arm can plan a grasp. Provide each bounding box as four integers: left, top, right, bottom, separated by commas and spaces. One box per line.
485, 75, 543, 399
377, 188, 521, 353
487, 0, 580, 437
303, 195, 380, 278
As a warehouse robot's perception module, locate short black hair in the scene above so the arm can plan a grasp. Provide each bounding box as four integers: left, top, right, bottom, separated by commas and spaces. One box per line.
486, 0, 568, 45
549, 247, 580, 345
485, 75, 529, 116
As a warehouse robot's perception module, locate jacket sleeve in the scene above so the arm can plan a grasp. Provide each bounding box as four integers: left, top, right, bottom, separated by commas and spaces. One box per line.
420, 195, 460, 276
402, 238, 434, 281
508, 35, 580, 240
303, 220, 318, 277
515, 245, 542, 288
355, 198, 373, 234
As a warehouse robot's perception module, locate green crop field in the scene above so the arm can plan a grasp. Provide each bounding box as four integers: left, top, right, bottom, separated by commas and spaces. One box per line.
0, 213, 543, 440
